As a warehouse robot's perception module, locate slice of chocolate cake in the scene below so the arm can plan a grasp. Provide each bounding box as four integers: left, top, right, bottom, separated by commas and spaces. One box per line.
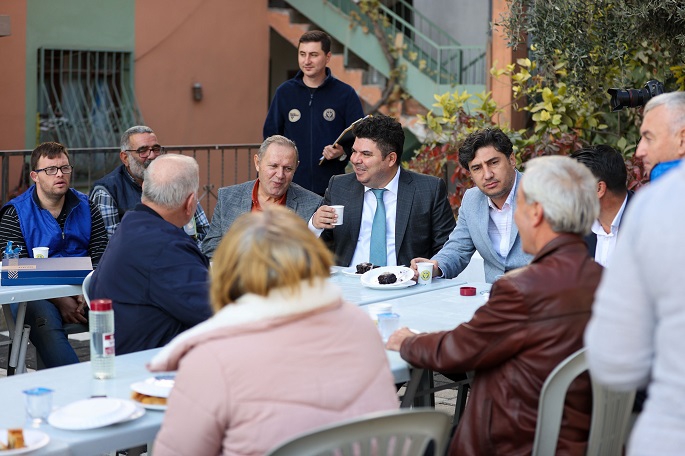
377, 272, 397, 285
356, 262, 380, 274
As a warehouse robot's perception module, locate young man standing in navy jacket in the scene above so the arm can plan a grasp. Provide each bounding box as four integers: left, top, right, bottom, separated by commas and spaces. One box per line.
263, 30, 364, 195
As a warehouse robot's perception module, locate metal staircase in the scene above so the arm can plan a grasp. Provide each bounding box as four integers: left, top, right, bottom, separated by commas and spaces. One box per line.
280, 0, 486, 110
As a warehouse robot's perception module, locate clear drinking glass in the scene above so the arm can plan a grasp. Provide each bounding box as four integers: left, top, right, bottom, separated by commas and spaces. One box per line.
378, 313, 401, 343
23, 387, 53, 426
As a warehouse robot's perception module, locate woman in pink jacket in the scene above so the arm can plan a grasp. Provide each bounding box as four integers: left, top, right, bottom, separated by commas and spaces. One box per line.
149, 206, 398, 456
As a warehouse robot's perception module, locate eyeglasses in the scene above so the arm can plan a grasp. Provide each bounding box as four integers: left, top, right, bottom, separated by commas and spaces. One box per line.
124, 145, 166, 159
34, 165, 74, 175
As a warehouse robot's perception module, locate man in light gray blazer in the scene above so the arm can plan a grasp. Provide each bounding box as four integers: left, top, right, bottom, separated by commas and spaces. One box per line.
311, 115, 455, 267
412, 128, 532, 283
201, 136, 321, 258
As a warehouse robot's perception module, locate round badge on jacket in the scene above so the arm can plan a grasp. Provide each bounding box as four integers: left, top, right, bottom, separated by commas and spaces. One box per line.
288, 109, 301, 123
323, 108, 336, 121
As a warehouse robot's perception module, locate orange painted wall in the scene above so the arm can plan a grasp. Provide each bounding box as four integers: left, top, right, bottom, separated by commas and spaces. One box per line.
488, 0, 527, 130
134, 0, 269, 217
0, 1, 26, 150
0, 2, 28, 202
134, 0, 269, 145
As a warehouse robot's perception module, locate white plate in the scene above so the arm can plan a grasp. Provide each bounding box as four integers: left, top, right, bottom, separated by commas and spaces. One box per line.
0, 429, 50, 455
362, 280, 416, 290
341, 267, 363, 277
122, 404, 147, 420
132, 400, 167, 411
48, 398, 142, 430
130, 375, 175, 398
361, 266, 414, 287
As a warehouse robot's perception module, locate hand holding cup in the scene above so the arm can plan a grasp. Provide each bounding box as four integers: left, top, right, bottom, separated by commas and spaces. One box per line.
410, 258, 438, 281
416, 262, 434, 285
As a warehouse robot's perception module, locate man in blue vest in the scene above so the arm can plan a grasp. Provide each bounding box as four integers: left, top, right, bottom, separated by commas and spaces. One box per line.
89, 125, 210, 242
0, 142, 109, 367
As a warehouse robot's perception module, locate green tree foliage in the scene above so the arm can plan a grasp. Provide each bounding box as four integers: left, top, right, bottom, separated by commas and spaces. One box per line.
496, 0, 684, 184
406, 90, 524, 210
408, 0, 685, 211
499, 0, 685, 97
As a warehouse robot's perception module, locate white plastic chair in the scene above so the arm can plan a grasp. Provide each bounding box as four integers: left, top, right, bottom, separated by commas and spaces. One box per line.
266, 408, 452, 456
82, 270, 94, 307
531, 348, 636, 456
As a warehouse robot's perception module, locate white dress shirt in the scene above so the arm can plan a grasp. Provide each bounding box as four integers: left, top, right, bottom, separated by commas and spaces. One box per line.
487, 174, 517, 260
591, 194, 628, 267
349, 167, 401, 267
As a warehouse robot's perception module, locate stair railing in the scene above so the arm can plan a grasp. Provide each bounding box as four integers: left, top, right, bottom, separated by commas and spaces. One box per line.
324, 0, 485, 86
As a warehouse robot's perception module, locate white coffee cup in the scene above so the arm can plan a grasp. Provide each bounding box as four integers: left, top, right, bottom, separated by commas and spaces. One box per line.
417, 262, 433, 285
367, 302, 392, 325
330, 205, 344, 225
32, 247, 49, 258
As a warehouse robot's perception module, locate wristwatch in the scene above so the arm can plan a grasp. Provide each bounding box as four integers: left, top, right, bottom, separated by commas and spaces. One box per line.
338, 153, 347, 161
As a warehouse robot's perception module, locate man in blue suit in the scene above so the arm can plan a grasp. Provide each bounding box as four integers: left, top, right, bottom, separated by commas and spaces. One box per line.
412, 128, 532, 283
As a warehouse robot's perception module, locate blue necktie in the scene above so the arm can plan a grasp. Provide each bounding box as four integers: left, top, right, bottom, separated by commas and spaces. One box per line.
369, 188, 387, 266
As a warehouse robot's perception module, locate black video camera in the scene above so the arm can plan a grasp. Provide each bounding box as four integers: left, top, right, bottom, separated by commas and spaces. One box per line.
608, 80, 665, 112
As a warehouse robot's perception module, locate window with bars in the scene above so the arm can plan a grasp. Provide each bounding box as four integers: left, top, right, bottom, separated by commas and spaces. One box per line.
37, 48, 143, 149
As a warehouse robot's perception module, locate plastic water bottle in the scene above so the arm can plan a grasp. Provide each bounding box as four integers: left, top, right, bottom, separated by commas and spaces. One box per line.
89, 299, 115, 379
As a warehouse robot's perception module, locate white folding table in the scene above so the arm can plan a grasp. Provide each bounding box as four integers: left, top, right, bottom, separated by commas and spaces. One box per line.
382, 281, 492, 409
0, 283, 81, 374
0, 348, 164, 455
329, 267, 466, 306
0, 282, 491, 454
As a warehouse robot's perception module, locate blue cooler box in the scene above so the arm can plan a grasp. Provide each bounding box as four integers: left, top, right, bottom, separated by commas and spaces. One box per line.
1, 257, 92, 286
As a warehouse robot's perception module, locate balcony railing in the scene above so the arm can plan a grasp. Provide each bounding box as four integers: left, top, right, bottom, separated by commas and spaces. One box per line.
0, 144, 261, 218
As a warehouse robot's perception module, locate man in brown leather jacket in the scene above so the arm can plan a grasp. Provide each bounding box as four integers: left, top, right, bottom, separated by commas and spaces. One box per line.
387, 156, 603, 455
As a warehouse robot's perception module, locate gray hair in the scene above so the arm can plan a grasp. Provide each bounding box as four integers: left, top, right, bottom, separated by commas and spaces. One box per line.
120, 125, 155, 151
643, 92, 685, 133
142, 154, 199, 209
521, 156, 599, 235
258, 135, 298, 161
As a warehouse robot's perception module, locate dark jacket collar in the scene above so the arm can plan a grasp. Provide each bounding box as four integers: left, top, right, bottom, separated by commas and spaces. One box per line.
294, 67, 333, 89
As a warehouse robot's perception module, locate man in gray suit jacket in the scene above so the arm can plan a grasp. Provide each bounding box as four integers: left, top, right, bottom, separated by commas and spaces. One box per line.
412, 128, 532, 283
202, 136, 321, 258
310, 115, 455, 267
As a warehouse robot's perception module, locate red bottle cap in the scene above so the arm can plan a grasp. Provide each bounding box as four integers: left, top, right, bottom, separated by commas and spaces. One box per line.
90, 299, 112, 311
460, 286, 477, 296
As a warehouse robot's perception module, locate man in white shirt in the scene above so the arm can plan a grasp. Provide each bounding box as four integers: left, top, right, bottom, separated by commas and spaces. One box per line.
412, 128, 532, 283
585, 92, 685, 455
309, 114, 455, 267
571, 145, 632, 267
